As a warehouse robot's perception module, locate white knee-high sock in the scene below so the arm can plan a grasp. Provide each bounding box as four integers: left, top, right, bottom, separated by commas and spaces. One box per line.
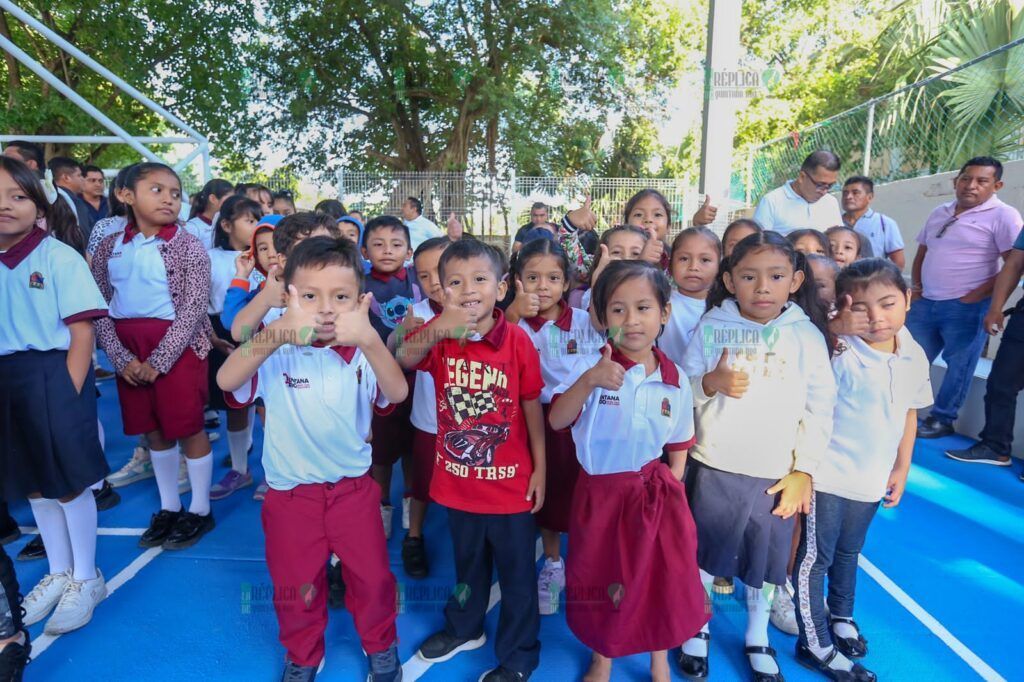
227, 429, 249, 475
746, 584, 778, 674
28, 498, 72, 576
187, 452, 213, 516
150, 446, 182, 512
244, 405, 256, 450
682, 569, 715, 657
58, 491, 98, 581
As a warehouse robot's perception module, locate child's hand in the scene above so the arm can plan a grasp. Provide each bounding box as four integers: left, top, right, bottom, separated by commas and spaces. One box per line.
639, 226, 664, 265
828, 294, 870, 336
137, 361, 160, 384
437, 287, 479, 342
883, 467, 909, 508
512, 280, 540, 319
590, 244, 611, 286
399, 309, 426, 335
274, 285, 325, 346
692, 195, 718, 226
586, 344, 625, 391
234, 249, 255, 279
767, 471, 811, 518
566, 195, 597, 231
527, 468, 546, 514
701, 348, 749, 398
212, 336, 236, 356
261, 264, 287, 308
446, 212, 463, 240
329, 293, 378, 348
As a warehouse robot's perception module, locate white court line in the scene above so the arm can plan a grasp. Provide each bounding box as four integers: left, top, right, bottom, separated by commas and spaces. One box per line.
859, 554, 1006, 682
19, 526, 146, 537
402, 538, 544, 681
30, 547, 163, 659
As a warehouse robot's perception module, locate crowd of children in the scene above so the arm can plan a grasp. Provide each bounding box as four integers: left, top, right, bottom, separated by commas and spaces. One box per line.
0, 153, 939, 682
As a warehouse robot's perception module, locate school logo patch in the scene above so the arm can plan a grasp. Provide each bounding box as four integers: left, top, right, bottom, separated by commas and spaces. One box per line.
29, 271, 44, 289
661, 397, 671, 417
566, 338, 578, 355
282, 372, 310, 389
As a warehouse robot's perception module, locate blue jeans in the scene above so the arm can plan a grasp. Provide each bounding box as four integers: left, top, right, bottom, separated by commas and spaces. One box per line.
905, 296, 990, 424
793, 491, 879, 649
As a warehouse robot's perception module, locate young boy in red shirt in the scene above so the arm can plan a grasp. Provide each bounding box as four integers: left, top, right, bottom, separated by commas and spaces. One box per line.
397, 239, 546, 682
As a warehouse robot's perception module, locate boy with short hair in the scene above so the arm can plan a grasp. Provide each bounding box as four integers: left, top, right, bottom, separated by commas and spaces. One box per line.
398, 239, 546, 682
361, 216, 421, 540
217, 237, 407, 682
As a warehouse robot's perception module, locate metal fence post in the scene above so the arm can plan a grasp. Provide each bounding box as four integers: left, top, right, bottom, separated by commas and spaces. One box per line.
863, 102, 875, 177
336, 168, 345, 202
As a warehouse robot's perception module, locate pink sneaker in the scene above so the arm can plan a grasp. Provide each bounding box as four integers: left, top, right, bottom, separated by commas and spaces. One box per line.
209, 470, 253, 501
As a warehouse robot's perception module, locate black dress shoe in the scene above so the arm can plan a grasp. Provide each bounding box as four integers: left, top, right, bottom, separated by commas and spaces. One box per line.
139, 510, 181, 548
830, 617, 868, 659
0, 629, 31, 682
162, 511, 215, 550
93, 480, 121, 511
795, 641, 876, 681
676, 631, 710, 680
401, 534, 429, 579
0, 519, 20, 545
745, 645, 785, 682
917, 416, 954, 439
15, 536, 45, 561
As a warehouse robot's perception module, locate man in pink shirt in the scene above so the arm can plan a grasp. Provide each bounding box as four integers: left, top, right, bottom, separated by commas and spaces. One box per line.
908, 156, 1023, 438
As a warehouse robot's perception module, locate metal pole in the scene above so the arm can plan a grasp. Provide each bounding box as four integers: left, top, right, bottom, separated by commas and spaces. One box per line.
172, 144, 205, 173
0, 0, 208, 144
0, 135, 197, 144
336, 168, 345, 201
745, 149, 753, 207
863, 103, 875, 177
0, 34, 162, 163
201, 143, 211, 184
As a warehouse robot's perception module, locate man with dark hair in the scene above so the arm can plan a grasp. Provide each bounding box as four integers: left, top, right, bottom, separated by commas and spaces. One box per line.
908, 156, 1023, 438
81, 165, 109, 223
48, 156, 94, 235
400, 195, 443, 251
512, 202, 554, 253
753, 150, 843, 235
842, 175, 905, 268
1, 140, 44, 175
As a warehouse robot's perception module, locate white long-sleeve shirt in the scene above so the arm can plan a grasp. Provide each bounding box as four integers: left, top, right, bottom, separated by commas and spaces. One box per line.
682, 299, 836, 480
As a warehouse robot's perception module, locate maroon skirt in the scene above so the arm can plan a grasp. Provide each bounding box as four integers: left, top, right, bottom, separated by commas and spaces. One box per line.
534, 403, 581, 533
567, 459, 709, 658
370, 372, 415, 467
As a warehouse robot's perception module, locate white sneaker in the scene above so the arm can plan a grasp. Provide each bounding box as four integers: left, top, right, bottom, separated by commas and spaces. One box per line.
381, 505, 394, 540
537, 558, 566, 615
107, 446, 154, 488
44, 571, 107, 634
22, 570, 72, 626
770, 582, 799, 635
178, 456, 191, 495
402, 497, 411, 530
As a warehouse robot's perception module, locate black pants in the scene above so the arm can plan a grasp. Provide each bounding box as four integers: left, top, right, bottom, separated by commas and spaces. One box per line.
0, 541, 20, 638
444, 509, 540, 675
980, 302, 1024, 456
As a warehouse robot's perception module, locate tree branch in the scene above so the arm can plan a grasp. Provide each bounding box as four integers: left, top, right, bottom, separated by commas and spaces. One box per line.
0, 11, 22, 110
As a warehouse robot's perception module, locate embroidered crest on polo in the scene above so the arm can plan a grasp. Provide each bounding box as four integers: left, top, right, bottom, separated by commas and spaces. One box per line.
29, 271, 45, 290
661, 397, 671, 417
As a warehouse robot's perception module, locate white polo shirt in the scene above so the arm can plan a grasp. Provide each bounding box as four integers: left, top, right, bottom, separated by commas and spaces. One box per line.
107, 225, 176, 320
404, 214, 443, 252
228, 343, 392, 490
658, 290, 706, 366
815, 328, 932, 503
0, 228, 107, 356
208, 248, 262, 316
518, 303, 605, 404
409, 297, 442, 433
753, 182, 843, 235
183, 215, 215, 250
564, 347, 695, 475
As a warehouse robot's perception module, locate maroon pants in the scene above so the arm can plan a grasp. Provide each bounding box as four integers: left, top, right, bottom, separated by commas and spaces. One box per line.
261, 474, 397, 666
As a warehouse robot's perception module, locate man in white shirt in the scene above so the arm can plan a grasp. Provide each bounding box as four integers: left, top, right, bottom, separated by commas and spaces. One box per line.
753, 150, 844, 235
400, 196, 443, 251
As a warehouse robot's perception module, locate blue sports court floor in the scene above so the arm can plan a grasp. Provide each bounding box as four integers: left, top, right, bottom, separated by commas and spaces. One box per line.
6, 362, 1021, 681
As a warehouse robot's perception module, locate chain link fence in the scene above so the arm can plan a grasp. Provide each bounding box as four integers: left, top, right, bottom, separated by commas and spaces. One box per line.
735, 37, 1024, 204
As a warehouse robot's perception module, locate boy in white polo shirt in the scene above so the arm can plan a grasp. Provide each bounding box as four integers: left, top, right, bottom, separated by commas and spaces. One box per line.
217, 236, 409, 682
793, 258, 931, 682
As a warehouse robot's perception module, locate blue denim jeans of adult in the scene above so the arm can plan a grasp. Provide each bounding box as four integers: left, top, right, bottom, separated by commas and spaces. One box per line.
905, 296, 990, 425
979, 300, 1024, 456
793, 491, 879, 649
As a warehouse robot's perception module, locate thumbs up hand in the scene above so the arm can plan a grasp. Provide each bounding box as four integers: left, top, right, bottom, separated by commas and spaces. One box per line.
701, 347, 750, 398
692, 195, 718, 226
566, 195, 597, 231
512, 279, 541, 320
329, 293, 378, 348
586, 344, 626, 391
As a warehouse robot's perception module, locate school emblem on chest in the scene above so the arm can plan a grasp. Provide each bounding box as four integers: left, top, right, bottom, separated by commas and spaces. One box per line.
29, 272, 44, 290
566, 339, 578, 355
661, 397, 671, 417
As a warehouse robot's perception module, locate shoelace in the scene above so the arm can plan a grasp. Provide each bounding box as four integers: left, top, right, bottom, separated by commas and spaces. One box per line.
282, 662, 314, 682
24, 573, 66, 606
54, 580, 84, 611
369, 647, 398, 672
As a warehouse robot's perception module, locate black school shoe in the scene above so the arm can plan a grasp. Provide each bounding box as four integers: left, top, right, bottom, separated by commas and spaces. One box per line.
162, 511, 215, 550
401, 534, 429, 578
417, 630, 487, 663
917, 416, 954, 439
745, 645, 785, 682
0, 630, 30, 682
15, 537, 44, 562
139, 510, 182, 548
676, 631, 710, 680
478, 666, 529, 681
0, 519, 20, 546
327, 561, 346, 609
795, 642, 876, 681
830, 617, 868, 659
93, 480, 121, 511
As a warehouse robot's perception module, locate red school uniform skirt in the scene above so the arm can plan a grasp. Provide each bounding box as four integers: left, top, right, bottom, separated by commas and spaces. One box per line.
566, 458, 709, 658
370, 371, 415, 468
534, 402, 581, 533
113, 318, 208, 440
